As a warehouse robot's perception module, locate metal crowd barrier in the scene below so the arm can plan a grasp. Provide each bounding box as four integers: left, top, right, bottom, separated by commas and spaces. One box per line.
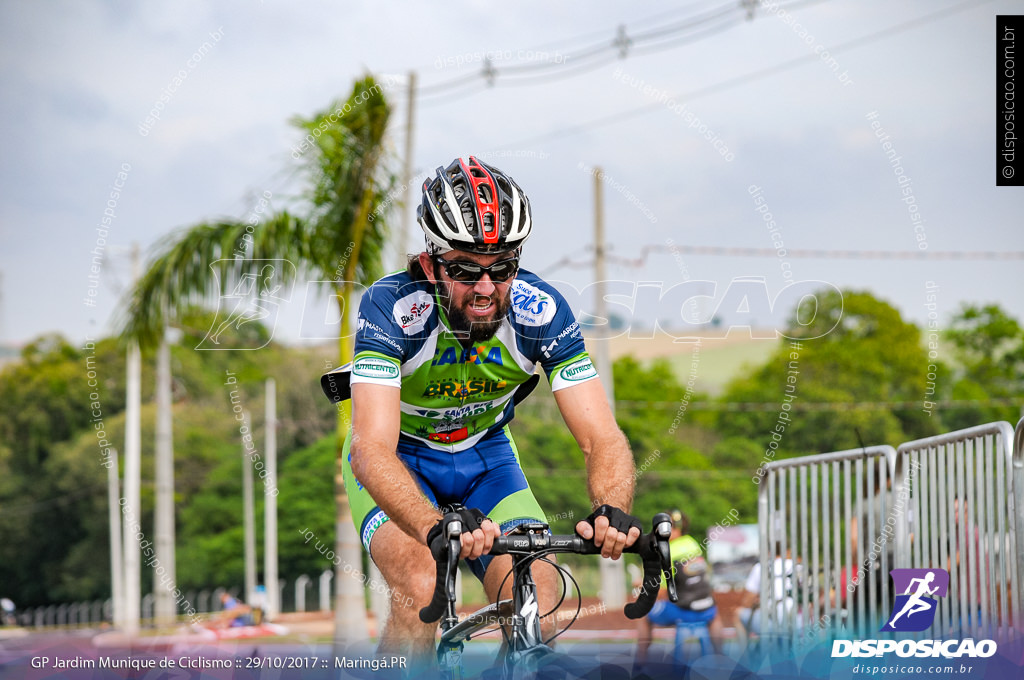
758, 445, 898, 641
1016, 417, 1024, 638
894, 420, 1021, 641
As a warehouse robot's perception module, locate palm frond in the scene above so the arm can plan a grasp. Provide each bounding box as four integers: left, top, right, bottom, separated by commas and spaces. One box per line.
117, 212, 311, 348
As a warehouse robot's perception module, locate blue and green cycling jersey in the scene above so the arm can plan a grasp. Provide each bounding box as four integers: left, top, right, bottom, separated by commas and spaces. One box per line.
329, 267, 598, 452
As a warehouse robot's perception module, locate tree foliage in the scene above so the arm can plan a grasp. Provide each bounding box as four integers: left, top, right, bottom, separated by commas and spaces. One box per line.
717, 289, 941, 456
3, 294, 1021, 607
944, 303, 1024, 429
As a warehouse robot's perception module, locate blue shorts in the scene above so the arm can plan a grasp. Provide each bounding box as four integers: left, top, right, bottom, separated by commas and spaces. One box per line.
648, 601, 717, 627
343, 426, 546, 580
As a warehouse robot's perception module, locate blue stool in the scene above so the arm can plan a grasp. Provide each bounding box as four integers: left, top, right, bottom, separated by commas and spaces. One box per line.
673, 619, 712, 665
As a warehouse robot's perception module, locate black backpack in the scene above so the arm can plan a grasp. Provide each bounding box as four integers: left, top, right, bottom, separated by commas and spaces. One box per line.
673, 555, 714, 611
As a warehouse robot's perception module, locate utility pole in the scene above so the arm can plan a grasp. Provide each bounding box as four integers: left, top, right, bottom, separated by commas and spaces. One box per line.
592, 167, 626, 608
123, 243, 142, 635
107, 448, 125, 629
153, 326, 176, 625
242, 410, 257, 606
591, 167, 616, 409
264, 379, 279, 619
401, 70, 418, 267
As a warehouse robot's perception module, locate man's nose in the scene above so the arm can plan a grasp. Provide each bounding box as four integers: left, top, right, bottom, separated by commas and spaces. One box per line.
472, 274, 496, 295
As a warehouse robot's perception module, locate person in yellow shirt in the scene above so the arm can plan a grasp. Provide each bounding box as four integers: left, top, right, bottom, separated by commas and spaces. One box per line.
634, 509, 722, 667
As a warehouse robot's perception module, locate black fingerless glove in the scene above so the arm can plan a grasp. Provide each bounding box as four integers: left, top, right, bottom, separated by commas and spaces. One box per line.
425, 507, 489, 554
583, 504, 643, 535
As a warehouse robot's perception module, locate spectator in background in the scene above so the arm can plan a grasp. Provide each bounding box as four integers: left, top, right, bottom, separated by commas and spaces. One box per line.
0, 598, 15, 626
737, 543, 801, 638
212, 592, 253, 628
634, 509, 723, 667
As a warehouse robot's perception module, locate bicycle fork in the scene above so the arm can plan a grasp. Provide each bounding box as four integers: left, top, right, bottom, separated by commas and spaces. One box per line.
504, 557, 550, 675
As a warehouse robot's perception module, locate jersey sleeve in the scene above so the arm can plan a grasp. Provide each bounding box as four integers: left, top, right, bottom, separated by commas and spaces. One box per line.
508, 273, 600, 392
350, 280, 406, 389
534, 288, 599, 392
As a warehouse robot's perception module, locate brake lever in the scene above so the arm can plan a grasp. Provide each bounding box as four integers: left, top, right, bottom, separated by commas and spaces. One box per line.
651, 513, 678, 603
443, 517, 463, 621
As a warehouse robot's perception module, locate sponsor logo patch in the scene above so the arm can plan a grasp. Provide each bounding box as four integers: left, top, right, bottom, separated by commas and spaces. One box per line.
427, 426, 470, 444
510, 280, 556, 326
361, 509, 388, 549
352, 356, 400, 380
393, 291, 433, 334
432, 345, 503, 366
559, 357, 597, 382
422, 378, 508, 398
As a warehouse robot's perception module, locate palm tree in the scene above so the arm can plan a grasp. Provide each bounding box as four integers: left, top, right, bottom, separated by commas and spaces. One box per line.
119, 75, 397, 643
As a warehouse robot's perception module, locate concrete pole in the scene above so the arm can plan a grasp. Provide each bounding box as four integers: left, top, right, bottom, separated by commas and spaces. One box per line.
153, 332, 176, 625
123, 242, 142, 634
107, 448, 125, 629
264, 379, 279, 619
242, 410, 257, 606
592, 167, 626, 609
592, 167, 616, 409
401, 70, 418, 267
123, 340, 142, 634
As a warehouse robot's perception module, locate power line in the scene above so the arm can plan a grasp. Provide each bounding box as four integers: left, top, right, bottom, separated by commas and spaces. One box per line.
504, 0, 988, 149
612, 398, 1021, 412
415, 0, 823, 102
538, 243, 1024, 276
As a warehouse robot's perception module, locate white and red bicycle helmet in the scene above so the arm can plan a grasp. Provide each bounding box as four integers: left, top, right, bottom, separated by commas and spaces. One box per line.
417, 156, 532, 254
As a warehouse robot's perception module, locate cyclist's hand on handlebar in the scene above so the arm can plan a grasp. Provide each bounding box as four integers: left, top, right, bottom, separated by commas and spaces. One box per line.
425, 507, 500, 560
459, 517, 499, 559
576, 504, 642, 559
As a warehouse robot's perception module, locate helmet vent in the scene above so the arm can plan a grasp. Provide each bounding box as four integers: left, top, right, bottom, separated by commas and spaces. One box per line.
417, 156, 532, 253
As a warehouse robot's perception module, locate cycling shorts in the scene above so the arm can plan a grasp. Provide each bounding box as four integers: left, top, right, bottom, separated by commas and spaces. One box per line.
342, 425, 546, 580
648, 601, 718, 627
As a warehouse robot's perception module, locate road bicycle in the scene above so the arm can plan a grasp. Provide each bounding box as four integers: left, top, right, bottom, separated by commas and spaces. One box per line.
419, 510, 678, 679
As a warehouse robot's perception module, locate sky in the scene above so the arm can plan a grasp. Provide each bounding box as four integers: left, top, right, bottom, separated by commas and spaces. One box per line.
1, 0, 1022, 349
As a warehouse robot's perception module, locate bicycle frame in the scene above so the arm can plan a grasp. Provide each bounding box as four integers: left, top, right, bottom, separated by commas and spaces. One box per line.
436, 522, 553, 679
422, 514, 677, 680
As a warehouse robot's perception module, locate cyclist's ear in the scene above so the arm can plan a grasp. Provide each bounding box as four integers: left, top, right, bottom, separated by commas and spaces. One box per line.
418, 252, 439, 285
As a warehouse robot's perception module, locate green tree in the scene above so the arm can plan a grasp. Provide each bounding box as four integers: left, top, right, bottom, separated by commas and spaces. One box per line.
0, 335, 122, 605
718, 289, 938, 458
944, 303, 1024, 429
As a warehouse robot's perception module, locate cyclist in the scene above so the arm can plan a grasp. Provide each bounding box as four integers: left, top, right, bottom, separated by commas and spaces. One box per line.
322, 156, 642, 667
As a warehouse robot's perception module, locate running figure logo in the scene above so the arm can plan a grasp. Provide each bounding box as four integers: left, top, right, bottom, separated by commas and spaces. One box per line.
881, 568, 949, 632
197, 259, 294, 350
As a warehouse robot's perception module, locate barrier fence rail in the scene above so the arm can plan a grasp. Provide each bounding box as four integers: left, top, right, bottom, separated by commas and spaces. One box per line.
894, 420, 1020, 641
758, 418, 1023, 643
7, 572, 336, 632
758, 445, 898, 642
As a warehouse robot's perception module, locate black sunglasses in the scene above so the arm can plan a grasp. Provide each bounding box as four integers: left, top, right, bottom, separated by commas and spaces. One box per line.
433, 256, 520, 283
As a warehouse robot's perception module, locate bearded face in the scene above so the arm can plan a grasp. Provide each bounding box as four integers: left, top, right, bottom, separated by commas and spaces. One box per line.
421, 251, 519, 343
436, 281, 512, 342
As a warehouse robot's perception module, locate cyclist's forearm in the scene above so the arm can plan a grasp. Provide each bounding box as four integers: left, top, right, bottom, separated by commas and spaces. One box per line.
350, 443, 440, 544
584, 428, 635, 510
